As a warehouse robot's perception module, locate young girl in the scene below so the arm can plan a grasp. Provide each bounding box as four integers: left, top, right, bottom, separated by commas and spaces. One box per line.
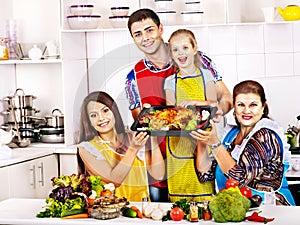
163, 29, 219, 202
78, 91, 165, 202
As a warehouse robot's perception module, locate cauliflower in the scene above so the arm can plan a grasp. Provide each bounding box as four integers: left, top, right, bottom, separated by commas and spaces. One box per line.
209, 187, 251, 223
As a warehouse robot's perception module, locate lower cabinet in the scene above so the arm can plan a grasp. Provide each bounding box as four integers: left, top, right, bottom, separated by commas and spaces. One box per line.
8, 154, 58, 199
0, 167, 9, 201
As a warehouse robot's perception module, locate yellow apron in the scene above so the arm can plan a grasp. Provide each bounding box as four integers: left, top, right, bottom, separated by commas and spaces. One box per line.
90, 137, 149, 202
167, 69, 215, 202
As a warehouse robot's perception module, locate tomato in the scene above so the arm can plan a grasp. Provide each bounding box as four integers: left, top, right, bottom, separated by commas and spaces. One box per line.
240, 186, 252, 199
100, 189, 112, 197
170, 207, 184, 221
225, 178, 239, 189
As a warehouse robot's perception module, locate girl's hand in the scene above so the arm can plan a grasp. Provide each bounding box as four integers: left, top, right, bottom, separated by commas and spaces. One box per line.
178, 100, 209, 107
130, 131, 149, 150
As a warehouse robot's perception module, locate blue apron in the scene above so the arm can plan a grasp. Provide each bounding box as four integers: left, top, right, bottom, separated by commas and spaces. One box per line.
215, 126, 295, 205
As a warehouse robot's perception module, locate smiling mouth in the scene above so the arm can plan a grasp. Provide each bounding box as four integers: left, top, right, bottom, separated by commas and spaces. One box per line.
242, 115, 252, 120
98, 121, 109, 127
143, 41, 154, 48
178, 56, 187, 64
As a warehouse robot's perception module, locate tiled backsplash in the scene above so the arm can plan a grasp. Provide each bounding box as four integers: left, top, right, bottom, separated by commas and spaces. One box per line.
79, 22, 300, 130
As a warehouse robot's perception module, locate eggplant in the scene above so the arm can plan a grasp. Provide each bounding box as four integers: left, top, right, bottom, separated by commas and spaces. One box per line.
250, 194, 262, 208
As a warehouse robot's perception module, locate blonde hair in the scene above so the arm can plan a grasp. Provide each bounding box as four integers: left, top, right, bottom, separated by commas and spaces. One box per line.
168, 29, 202, 68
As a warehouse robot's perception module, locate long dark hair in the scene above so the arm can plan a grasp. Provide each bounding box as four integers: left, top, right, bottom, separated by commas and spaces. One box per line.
233, 80, 269, 125
78, 91, 126, 142
128, 8, 160, 36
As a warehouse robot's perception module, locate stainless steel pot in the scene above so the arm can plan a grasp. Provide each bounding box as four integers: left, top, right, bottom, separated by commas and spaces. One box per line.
39, 127, 64, 135
3, 88, 37, 108
40, 134, 64, 143
45, 109, 64, 128
1, 108, 40, 123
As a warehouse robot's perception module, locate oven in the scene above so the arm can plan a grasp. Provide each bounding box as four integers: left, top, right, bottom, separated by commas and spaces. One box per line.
286, 154, 300, 205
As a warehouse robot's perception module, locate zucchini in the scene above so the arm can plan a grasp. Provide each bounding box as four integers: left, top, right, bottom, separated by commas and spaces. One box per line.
61, 208, 86, 218
122, 207, 137, 218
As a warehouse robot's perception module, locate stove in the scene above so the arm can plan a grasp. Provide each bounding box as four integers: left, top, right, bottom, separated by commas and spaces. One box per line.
286, 154, 300, 206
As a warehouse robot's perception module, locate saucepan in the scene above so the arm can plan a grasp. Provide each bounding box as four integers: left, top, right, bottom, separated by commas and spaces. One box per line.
45, 109, 64, 128
3, 88, 36, 108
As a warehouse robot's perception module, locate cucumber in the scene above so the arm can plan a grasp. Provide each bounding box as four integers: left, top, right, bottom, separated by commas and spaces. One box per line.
61, 208, 86, 218
122, 207, 137, 218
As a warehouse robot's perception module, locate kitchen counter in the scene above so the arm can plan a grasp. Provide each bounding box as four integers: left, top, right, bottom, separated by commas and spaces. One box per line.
0, 144, 77, 168
0, 198, 299, 225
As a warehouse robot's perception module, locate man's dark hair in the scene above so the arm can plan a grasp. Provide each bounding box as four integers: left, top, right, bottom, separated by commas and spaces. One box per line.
127, 8, 161, 35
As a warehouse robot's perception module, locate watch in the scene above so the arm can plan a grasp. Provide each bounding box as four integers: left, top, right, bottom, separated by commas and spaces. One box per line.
210, 141, 222, 149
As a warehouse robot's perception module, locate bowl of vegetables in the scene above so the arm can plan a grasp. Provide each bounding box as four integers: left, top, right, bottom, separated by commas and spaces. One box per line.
36, 174, 106, 219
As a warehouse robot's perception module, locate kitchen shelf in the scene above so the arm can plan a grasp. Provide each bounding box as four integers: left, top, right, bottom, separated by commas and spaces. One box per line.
0, 59, 62, 65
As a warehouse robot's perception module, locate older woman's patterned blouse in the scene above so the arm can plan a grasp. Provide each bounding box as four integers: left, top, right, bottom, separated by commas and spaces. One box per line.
198, 128, 284, 191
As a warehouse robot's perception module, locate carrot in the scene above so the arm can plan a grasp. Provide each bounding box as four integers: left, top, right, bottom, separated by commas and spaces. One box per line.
130, 206, 143, 219
61, 213, 89, 219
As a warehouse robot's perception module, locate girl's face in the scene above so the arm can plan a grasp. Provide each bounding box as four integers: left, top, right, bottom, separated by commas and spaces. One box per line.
234, 93, 264, 128
169, 34, 197, 70
87, 101, 115, 134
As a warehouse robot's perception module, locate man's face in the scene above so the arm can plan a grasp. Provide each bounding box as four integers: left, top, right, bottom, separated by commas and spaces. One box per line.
130, 18, 164, 55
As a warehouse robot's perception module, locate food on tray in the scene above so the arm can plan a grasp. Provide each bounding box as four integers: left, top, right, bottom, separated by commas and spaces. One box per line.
137, 106, 210, 131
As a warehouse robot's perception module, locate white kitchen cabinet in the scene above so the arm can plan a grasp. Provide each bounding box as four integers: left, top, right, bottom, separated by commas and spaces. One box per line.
8, 154, 58, 199
0, 167, 9, 201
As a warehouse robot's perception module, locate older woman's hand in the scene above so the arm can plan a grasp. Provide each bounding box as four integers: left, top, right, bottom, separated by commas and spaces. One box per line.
190, 120, 220, 145
190, 128, 211, 144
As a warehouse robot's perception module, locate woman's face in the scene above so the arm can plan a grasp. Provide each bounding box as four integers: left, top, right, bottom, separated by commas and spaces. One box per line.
87, 101, 115, 134
234, 93, 264, 128
169, 34, 197, 70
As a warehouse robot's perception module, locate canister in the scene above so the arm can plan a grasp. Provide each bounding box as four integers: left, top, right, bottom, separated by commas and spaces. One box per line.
0, 38, 9, 60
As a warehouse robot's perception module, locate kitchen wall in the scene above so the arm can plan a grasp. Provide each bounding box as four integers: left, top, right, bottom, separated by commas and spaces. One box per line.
70, 21, 300, 134
1, 0, 300, 145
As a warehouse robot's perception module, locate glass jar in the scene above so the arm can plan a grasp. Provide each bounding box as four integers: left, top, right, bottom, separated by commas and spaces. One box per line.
141, 197, 149, 215
189, 201, 198, 222
0, 38, 9, 60
202, 200, 212, 220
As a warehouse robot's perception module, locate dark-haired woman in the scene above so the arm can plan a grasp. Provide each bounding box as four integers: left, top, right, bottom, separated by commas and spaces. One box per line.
193, 80, 295, 205
78, 91, 165, 202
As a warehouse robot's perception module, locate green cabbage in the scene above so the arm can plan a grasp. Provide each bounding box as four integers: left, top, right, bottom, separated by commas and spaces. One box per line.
209, 187, 251, 223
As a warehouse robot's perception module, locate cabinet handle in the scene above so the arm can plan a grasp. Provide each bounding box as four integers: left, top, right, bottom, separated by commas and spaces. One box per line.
38, 162, 44, 187
30, 165, 36, 189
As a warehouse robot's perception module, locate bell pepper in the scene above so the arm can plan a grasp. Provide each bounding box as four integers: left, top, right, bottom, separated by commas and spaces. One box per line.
246, 211, 275, 223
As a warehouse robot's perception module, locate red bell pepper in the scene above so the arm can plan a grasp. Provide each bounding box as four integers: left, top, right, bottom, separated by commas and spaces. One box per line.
246, 211, 275, 223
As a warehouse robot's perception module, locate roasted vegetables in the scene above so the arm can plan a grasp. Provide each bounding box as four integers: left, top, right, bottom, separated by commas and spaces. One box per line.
209, 187, 251, 223
138, 106, 210, 131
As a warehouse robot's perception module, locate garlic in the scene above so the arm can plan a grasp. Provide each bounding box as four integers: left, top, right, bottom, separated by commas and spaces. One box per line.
104, 183, 115, 193
88, 190, 97, 199
151, 208, 164, 221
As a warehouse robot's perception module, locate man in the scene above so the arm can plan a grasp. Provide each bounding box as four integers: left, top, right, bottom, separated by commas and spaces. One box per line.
125, 8, 233, 202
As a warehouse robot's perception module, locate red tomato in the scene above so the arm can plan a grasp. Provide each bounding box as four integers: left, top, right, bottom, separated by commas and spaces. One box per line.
240, 187, 252, 198
225, 178, 239, 189
170, 207, 184, 221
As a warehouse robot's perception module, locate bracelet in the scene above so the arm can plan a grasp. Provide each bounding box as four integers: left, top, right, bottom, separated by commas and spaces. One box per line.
209, 141, 222, 150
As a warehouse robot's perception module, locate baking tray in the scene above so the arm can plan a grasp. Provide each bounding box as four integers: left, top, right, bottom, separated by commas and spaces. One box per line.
130, 105, 217, 136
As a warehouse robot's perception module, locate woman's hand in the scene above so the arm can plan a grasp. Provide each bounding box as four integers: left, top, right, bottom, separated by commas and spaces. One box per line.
190, 120, 220, 145
190, 128, 211, 145
130, 131, 149, 150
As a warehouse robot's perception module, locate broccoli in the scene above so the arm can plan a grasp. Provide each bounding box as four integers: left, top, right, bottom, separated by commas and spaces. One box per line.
209, 187, 251, 223
51, 175, 71, 187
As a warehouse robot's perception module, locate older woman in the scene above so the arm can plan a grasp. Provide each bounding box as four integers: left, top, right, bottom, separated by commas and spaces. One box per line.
78, 91, 165, 202
193, 80, 295, 205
